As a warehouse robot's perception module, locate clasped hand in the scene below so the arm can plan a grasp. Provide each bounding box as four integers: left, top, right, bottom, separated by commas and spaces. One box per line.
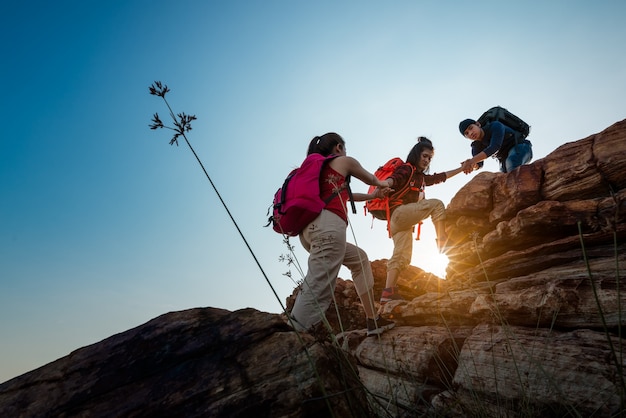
372, 186, 393, 199
461, 159, 477, 174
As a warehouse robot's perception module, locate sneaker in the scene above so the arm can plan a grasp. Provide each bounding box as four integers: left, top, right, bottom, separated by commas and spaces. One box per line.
380, 287, 404, 305
366, 316, 395, 336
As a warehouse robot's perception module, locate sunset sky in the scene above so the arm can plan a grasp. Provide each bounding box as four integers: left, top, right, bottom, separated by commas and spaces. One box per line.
1, 0, 625, 383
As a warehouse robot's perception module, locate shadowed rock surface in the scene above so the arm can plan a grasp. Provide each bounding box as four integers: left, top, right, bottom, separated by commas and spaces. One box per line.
1, 119, 625, 417
0, 308, 371, 417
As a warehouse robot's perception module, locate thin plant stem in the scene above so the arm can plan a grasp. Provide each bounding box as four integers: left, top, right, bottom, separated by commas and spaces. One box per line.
615, 229, 625, 407
577, 222, 622, 373
578, 222, 626, 409
148, 82, 337, 417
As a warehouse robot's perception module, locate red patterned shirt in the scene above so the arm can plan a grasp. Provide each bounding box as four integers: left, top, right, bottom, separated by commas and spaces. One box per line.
320, 164, 350, 223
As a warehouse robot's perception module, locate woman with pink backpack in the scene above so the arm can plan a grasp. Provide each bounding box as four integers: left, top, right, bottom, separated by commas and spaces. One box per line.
289, 132, 396, 336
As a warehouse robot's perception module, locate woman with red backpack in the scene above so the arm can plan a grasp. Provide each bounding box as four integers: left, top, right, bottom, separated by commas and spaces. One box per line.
380, 137, 463, 304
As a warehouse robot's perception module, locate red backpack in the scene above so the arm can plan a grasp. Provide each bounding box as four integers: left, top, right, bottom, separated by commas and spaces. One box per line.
364, 157, 424, 238
268, 154, 355, 236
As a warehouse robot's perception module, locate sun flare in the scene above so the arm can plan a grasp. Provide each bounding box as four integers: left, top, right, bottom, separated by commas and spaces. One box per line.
409, 223, 451, 278
426, 251, 450, 279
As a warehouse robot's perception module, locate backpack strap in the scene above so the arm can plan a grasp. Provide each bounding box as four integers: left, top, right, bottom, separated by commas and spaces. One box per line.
388, 163, 417, 205
322, 175, 357, 214
382, 164, 416, 238
385, 166, 426, 240
384, 198, 392, 238
346, 176, 357, 214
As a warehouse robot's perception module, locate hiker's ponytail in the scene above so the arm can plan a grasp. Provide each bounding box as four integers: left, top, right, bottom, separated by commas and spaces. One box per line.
307, 132, 345, 156
406, 136, 435, 169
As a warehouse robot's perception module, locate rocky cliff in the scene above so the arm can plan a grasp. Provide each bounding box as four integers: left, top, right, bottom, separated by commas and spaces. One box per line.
1, 119, 625, 417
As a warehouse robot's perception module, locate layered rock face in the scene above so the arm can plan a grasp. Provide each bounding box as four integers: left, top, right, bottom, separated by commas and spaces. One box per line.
1, 119, 625, 417
366, 118, 626, 416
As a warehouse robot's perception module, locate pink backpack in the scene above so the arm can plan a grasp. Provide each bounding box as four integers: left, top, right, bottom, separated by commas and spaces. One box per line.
268, 153, 354, 236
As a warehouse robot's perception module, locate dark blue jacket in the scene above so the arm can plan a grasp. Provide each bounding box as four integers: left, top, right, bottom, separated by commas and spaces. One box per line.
471, 121, 528, 167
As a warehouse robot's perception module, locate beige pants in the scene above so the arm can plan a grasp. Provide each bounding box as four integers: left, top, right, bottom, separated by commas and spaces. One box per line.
387, 199, 445, 273
290, 209, 375, 331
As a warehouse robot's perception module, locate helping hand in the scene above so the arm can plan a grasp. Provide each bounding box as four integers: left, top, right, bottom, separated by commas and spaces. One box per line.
373, 187, 392, 199
461, 159, 477, 174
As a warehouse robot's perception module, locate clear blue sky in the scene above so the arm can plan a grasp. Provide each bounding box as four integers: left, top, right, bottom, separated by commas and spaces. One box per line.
1, 0, 625, 383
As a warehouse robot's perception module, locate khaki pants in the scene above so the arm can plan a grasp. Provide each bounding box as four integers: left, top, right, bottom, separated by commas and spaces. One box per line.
290, 209, 374, 331
387, 199, 445, 273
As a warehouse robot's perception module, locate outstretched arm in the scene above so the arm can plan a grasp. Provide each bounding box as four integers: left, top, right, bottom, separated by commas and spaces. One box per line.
340, 156, 393, 189
461, 152, 487, 173
445, 165, 464, 179
461, 152, 485, 173
330, 156, 393, 199
351, 188, 386, 202
462, 122, 505, 173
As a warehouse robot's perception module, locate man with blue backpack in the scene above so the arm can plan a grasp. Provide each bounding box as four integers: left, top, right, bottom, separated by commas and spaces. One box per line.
458, 106, 533, 174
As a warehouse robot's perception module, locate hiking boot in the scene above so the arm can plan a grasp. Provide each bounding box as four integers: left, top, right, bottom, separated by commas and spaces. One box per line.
380, 287, 404, 305
366, 316, 395, 336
